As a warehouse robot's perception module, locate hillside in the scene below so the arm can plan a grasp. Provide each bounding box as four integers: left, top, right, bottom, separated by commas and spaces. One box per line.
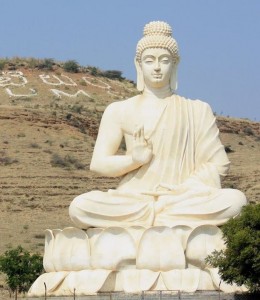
0, 60, 259, 258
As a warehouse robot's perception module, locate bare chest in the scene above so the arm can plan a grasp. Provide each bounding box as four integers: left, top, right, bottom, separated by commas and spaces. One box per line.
121, 100, 168, 146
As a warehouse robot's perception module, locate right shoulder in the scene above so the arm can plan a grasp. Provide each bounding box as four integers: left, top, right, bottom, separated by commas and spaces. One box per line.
104, 95, 140, 116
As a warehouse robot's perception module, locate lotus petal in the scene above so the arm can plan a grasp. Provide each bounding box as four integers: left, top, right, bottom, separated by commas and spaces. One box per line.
43, 229, 57, 272
162, 269, 200, 292
171, 225, 192, 250
28, 271, 68, 296
99, 271, 122, 292
186, 225, 225, 269
65, 270, 112, 294
86, 227, 104, 253
137, 226, 185, 271
91, 227, 136, 270
126, 226, 146, 247
209, 268, 248, 293
121, 269, 159, 292
52, 227, 90, 271
197, 270, 215, 290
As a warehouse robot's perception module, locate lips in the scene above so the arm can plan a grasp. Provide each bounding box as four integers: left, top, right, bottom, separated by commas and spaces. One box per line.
152, 74, 162, 78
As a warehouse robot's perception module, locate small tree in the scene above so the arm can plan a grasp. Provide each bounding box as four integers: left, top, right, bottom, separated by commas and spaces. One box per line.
63, 60, 79, 73
102, 70, 124, 81
0, 246, 43, 299
206, 204, 260, 293
89, 66, 99, 76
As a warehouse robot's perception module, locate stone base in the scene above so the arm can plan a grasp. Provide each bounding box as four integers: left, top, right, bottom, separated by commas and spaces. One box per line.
28, 269, 246, 297
28, 225, 246, 296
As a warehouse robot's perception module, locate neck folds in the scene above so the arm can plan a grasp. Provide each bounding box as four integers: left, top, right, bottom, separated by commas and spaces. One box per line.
143, 85, 173, 99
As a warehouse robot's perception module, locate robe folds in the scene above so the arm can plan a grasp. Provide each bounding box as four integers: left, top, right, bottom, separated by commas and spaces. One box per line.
69, 96, 246, 229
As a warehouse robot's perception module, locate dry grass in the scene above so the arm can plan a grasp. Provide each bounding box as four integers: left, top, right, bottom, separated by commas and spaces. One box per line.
0, 65, 259, 261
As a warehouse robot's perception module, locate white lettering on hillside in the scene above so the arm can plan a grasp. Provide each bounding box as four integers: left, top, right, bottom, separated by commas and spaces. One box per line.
0, 71, 28, 87
82, 77, 122, 96
0, 69, 134, 100
39, 74, 77, 86
50, 89, 92, 98
82, 77, 111, 89
5, 88, 37, 97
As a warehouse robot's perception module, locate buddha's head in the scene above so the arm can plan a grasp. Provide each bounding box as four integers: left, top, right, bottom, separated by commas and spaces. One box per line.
135, 21, 180, 92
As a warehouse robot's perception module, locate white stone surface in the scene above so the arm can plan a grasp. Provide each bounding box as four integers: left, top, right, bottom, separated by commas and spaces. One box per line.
121, 269, 159, 293
171, 225, 192, 250
162, 269, 200, 292
69, 21, 247, 230
28, 271, 69, 296
5, 87, 37, 97
44, 227, 90, 272
29, 20, 248, 296
65, 270, 113, 294
197, 270, 216, 290
39, 74, 77, 86
0, 71, 27, 86
82, 76, 111, 89
210, 268, 248, 293
91, 227, 136, 270
50, 89, 92, 98
136, 226, 185, 271
186, 225, 225, 269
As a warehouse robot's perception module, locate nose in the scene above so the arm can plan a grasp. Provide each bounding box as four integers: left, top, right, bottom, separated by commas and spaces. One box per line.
154, 60, 161, 71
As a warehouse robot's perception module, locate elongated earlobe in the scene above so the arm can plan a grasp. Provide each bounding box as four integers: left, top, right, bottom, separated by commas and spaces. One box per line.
134, 58, 144, 92
170, 64, 178, 92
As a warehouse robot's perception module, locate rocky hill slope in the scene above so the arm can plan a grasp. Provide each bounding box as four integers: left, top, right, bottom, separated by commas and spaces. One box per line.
0, 61, 259, 257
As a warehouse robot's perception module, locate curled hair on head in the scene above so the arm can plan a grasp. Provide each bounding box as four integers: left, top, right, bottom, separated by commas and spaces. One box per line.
136, 21, 180, 64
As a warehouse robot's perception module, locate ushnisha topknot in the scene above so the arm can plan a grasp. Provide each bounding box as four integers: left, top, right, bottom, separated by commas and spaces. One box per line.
136, 21, 180, 64
143, 21, 172, 37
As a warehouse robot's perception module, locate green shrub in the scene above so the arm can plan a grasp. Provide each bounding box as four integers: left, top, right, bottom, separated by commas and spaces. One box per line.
50, 153, 85, 170
0, 156, 18, 165
0, 245, 43, 297
70, 104, 83, 114
0, 58, 7, 70
63, 60, 79, 73
38, 58, 54, 70
87, 66, 100, 76
17, 132, 26, 138
224, 145, 234, 153
44, 139, 53, 146
34, 234, 45, 239
206, 204, 260, 292
29, 143, 41, 149
101, 69, 124, 81
27, 58, 40, 69
243, 127, 254, 136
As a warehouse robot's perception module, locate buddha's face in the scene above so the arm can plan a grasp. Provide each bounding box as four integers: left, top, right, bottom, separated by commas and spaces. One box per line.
140, 48, 173, 89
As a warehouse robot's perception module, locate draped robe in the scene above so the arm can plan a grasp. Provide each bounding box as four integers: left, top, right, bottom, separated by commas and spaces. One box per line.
69, 96, 246, 229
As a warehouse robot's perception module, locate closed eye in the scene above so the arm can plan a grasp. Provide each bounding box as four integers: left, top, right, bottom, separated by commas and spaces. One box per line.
161, 58, 170, 64
144, 59, 154, 64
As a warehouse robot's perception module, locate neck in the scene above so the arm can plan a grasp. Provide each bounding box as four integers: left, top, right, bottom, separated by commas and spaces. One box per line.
143, 85, 173, 99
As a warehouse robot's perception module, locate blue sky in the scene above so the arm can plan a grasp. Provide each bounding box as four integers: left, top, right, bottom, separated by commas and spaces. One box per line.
1, 0, 259, 120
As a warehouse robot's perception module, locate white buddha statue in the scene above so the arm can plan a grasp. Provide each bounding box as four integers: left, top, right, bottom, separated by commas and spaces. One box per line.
29, 21, 249, 296
69, 21, 246, 230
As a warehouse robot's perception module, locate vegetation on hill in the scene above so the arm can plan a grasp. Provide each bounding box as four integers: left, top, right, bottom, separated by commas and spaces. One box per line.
0, 57, 132, 83
206, 204, 260, 293
0, 246, 43, 299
